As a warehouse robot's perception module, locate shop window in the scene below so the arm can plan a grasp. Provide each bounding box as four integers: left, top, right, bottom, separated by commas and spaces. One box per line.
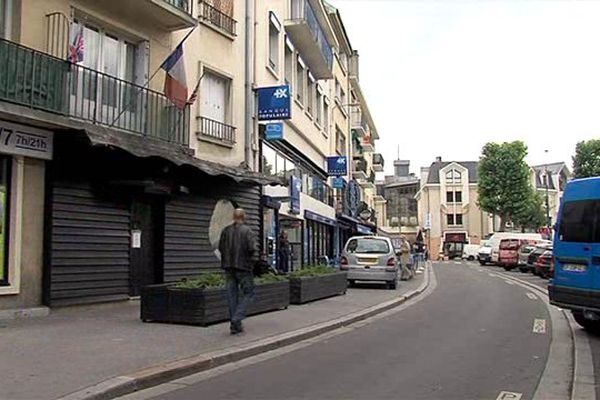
268, 13, 280, 72
0, 156, 10, 285
261, 143, 277, 177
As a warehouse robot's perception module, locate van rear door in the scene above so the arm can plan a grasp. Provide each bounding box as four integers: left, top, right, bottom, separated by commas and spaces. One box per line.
554, 199, 600, 290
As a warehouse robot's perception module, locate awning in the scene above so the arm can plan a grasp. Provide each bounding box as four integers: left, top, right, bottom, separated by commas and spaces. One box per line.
81, 126, 279, 186
304, 210, 336, 227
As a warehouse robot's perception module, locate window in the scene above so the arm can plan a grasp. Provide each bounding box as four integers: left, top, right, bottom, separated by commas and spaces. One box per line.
559, 200, 600, 243
0, 0, 6, 39
307, 72, 315, 116
316, 88, 323, 127
455, 191, 462, 203
447, 214, 455, 226
284, 38, 294, 85
296, 56, 305, 104
445, 169, 462, 184
339, 51, 348, 72
323, 99, 330, 135
200, 70, 231, 123
446, 191, 454, 203
200, 0, 237, 36
456, 214, 463, 225
262, 143, 277, 177
346, 237, 390, 254
0, 156, 10, 285
447, 213, 463, 226
335, 128, 346, 155
268, 13, 280, 72
335, 79, 341, 103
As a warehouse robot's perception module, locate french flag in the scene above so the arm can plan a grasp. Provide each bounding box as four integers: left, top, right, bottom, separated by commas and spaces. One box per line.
161, 44, 188, 110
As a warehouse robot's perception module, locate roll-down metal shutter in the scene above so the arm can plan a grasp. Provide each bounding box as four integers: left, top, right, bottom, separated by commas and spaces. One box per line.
48, 181, 131, 306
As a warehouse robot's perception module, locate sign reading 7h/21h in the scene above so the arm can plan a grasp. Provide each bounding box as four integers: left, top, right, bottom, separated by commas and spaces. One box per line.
257, 85, 291, 121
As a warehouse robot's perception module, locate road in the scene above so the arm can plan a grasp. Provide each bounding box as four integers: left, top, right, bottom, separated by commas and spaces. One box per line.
123, 261, 553, 400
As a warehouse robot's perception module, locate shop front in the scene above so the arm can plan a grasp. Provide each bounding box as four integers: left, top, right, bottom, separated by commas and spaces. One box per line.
443, 231, 469, 259
303, 210, 335, 266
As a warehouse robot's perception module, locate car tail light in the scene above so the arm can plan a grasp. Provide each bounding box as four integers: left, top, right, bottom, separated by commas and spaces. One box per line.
340, 256, 349, 270
387, 257, 396, 266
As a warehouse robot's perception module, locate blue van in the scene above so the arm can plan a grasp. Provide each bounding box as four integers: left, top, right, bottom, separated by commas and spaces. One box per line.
549, 177, 600, 331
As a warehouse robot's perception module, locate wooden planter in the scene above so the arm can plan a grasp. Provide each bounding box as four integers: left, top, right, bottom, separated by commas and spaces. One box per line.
289, 272, 348, 304
141, 281, 290, 326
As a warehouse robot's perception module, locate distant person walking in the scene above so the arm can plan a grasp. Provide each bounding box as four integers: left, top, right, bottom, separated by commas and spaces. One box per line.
219, 208, 259, 335
278, 231, 291, 273
399, 236, 413, 281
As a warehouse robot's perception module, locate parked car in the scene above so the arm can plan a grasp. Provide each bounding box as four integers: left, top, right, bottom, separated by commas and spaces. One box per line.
462, 244, 480, 261
527, 243, 552, 275
534, 248, 554, 279
498, 239, 521, 271
478, 242, 493, 265
518, 245, 536, 272
549, 177, 600, 332
341, 236, 399, 289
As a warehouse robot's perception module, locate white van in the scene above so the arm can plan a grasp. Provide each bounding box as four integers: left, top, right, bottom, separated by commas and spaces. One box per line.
488, 232, 544, 263
461, 244, 480, 261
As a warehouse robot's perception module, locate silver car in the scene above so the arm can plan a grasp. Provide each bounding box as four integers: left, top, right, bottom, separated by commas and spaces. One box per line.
340, 236, 399, 289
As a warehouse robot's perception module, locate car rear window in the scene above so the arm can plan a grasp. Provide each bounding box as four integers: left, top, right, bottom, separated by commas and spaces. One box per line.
559, 200, 600, 243
346, 238, 390, 254
500, 240, 519, 250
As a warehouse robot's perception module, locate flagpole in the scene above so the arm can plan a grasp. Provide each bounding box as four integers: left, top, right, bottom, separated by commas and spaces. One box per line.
108, 23, 198, 129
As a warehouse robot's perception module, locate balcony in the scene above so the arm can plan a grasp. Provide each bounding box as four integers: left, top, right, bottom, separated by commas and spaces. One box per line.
372, 153, 384, 172
197, 116, 236, 145
351, 110, 367, 137
352, 158, 368, 180
91, 0, 196, 31
362, 136, 375, 152
0, 39, 189, 145
285, 0, 334, 80
198, 1, 237, 37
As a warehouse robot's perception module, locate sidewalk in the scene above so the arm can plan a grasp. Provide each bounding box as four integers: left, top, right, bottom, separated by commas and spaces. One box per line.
0, 273, 425, 400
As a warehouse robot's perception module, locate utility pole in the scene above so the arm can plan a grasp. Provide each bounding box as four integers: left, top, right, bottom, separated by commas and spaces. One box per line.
544, 150, 551, 227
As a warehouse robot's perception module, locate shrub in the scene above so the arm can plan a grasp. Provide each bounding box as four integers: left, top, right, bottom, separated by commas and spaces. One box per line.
174, 272, 288, 289
288, 265, 336, 278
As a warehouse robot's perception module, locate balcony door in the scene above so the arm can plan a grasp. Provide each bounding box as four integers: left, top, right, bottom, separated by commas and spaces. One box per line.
70, 22, 142, 131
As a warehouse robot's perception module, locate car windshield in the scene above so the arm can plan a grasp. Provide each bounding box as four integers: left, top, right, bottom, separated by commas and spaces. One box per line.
346, 238, 390, 254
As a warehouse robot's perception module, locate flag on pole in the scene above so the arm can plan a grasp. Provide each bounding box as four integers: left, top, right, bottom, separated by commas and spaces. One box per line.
69, 24, 84, 64
186, 76, 202, 106
161, 44, 188, 110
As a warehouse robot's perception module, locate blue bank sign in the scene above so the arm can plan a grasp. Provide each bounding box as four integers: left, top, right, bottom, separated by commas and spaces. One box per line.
326, 156, 347, 176
257, 85, 291, 121
264, 122, 284, 140
332, 177, 346, 189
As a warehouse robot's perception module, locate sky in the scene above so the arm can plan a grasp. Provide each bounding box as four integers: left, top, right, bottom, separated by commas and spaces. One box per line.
330, 0, 600, 176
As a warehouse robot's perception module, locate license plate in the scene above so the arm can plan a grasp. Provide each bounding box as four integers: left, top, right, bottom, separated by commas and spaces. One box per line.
357, 257, 378, 265
563, 264, 587, 272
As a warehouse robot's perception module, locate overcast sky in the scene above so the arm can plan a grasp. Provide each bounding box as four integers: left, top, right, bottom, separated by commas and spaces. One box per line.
330, 0, 600, 176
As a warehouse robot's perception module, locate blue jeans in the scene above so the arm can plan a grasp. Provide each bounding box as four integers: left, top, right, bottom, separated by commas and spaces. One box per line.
225, 270, 255, 324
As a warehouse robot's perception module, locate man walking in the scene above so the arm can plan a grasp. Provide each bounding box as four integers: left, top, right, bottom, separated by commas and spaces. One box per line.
399, 236, 413, 281
219, 208, 259, 335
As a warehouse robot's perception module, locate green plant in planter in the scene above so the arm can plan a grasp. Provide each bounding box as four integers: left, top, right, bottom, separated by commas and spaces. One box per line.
175, 272, 288, 289
255, 273, 289, 284
288, 265, 336, 278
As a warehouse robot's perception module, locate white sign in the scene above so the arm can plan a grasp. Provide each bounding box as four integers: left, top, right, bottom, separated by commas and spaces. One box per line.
424, 213, 432, 230
0, 121, 53, 160
131, 230, 141, 249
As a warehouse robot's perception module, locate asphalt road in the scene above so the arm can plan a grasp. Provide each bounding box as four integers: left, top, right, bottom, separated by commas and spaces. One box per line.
131, 262, 552, 400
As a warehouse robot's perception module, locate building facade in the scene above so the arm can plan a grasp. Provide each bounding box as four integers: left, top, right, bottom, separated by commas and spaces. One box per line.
416, 158, 493, 260
531, 162, 570, 227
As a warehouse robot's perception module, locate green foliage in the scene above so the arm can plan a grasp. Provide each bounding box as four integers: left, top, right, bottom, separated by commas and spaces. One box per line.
573, 139, 600, 179
175, 273, 225, 289
478, 141, 533, 230
288, 265, 336, 278
255, 273, 288, 284
514, 190, 546, 230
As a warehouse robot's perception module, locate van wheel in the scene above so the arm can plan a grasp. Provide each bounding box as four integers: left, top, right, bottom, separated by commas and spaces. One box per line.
479, 260, 486, 266
572, 311, 600, 333
468, 256, 475, 261
348, 280, 355, 288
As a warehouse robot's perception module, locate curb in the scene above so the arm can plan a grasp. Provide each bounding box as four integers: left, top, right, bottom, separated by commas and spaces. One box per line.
493, 270, 596, 400
58, 266, 432, 400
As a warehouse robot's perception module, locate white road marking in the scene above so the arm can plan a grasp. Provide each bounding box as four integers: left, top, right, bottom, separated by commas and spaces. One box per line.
526, 292, 538, 300
504, 280, 515, 285
533, 318, 547, 334
496, 391, 522, 400
488, 273, 498, 278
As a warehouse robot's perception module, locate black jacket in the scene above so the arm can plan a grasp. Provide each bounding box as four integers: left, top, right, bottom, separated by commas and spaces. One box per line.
219, 223, 259, 272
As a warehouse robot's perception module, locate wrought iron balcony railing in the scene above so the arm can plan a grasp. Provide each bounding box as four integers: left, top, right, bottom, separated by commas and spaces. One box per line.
0, 38, 189, 145
198, 1, 237, 36
164, 0, 192, 14
198, 116, 236, 144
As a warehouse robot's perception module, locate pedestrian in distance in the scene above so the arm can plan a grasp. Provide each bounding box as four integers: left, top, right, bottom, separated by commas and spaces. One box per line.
278, 231, 291, 273
218, 208, 260, 335
399, 235, 413, 281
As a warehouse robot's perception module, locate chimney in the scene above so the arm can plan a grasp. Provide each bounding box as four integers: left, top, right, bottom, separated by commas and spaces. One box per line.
435, 156, 442, 162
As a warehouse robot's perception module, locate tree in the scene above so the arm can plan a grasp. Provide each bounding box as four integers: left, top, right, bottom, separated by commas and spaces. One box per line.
573, 139, 600, 178
478, 141, 532, 231
514, 190, 546, 232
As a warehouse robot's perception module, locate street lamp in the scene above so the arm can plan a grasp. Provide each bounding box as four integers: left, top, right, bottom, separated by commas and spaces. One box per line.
544, 150, 551, 228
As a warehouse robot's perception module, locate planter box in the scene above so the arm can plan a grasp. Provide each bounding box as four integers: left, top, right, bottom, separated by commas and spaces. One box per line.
141, 281, 290, 326
289, 272, 348, 304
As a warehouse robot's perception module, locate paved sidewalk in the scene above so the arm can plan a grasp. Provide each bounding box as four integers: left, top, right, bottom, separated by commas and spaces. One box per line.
0, 275, 424, 400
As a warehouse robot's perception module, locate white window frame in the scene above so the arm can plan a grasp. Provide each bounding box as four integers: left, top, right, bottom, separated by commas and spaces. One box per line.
0, 157, 23, 296
323, 98, 330, 136
316, 85, 323, 127
199, 68, 232, 125
284, 36, 294, 86
296, 55, 306, 105
268, 12, 281, 74
306, 71, 315, 117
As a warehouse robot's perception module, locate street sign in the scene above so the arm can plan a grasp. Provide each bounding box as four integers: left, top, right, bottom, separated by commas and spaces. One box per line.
424, 213, 432, 230
332, 176, 345, 189
257, 85, 291, 121
327, 156, 347, 176
264, 122, 284, 140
